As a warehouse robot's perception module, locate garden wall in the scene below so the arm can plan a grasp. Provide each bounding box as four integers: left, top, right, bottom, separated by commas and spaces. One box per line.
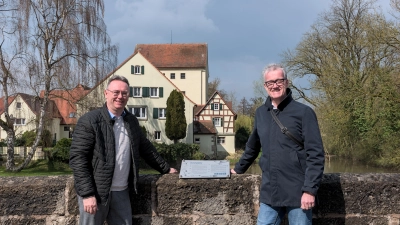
1, 173, 400, 224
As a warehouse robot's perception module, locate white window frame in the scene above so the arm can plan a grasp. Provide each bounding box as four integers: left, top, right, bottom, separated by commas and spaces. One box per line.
213, 117, 222, 127
134, 65, 141, 74
159, 108, 166, 119
217, 136, 225, 144
155, 131, 161, 141
14, 118, 26, 125
133, 87, 141, 97
180, 73, 186, 79
150, 87, 158, 97
213, 103, 219, 111
130, 107, 147, 119
170, 73, 175, 79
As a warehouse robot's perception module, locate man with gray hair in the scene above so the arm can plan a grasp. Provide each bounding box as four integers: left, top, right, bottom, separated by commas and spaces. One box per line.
70, 75, 177, 225
231, 64, 324, 225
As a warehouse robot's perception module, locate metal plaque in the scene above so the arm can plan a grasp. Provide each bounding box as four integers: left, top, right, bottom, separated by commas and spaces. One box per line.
179, 160, 230, 179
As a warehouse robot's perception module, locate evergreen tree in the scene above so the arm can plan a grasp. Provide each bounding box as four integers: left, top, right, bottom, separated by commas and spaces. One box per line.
166, 90, 187, 143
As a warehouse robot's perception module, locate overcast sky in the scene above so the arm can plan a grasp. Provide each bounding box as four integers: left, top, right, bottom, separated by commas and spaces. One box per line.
103, 0, 392, 101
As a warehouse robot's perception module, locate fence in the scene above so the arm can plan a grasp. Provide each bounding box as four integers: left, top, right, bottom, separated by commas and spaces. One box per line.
0, 146, 45, 161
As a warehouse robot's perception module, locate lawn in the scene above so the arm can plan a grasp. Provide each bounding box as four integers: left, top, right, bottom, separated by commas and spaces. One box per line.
0, 151, 259, 176
0, 159, 163, 176
0, 160, 73, 176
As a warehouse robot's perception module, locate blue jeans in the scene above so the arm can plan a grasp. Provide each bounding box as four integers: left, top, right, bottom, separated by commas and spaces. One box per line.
78, 188, 132, 225
257, 203, 312, 225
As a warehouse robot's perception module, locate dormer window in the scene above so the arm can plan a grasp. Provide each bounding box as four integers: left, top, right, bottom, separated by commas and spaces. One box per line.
69, 112, 76, 118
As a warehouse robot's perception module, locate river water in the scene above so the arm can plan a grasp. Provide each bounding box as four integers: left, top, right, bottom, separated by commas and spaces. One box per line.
239, 157, 400, 174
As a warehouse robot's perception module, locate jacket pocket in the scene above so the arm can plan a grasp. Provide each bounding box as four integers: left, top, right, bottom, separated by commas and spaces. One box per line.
290, 150, 305, 175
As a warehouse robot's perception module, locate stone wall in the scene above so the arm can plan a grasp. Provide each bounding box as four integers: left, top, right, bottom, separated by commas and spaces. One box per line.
0, 173, 400, 225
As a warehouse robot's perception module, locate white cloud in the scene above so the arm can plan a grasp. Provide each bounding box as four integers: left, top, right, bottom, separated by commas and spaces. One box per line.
106, 0, 218, 45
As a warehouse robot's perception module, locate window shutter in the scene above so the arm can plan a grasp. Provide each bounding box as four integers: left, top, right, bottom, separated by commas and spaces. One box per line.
143, 87, 149, 97
131, 65, 135, 74
141, 66, 145, 74
212, 118, 215, 124
129, 87, 133, 97
153, 108, 158, 119
159, 87, 163, 98
220, 104, 223, 109
211, 104, 214, 110
221, 118, 224, 126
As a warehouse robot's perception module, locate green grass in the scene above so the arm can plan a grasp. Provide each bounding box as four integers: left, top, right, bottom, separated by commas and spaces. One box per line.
0, 159, 165, 176
0, 151, 260, 176
0, 159, 73, 177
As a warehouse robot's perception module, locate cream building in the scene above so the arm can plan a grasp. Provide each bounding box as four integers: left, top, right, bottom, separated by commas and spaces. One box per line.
78, 43, 237, 158
0, 85, 90, 144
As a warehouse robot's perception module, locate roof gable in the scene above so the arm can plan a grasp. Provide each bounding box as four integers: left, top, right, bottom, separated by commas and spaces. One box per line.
86, 52, 198, 107
133, 43, 208, 68
196, 91, 237, 117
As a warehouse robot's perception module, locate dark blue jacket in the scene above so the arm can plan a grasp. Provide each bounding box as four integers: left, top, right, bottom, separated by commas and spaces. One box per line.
234, 89, 324, 207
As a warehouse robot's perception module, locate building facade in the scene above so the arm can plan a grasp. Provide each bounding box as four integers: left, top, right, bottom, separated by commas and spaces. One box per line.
79, 43, 237, 157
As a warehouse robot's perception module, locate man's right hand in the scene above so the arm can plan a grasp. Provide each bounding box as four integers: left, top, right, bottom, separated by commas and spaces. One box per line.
83, 196, 97, 214
230, 169, 237, 174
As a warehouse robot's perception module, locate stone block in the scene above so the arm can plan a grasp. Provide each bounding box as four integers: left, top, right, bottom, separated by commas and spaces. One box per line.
131, 175, 162, 215
155, 174, 260, 215
0, 176, 68, 216
318, 173, 400, 216
195, 214, 257, 225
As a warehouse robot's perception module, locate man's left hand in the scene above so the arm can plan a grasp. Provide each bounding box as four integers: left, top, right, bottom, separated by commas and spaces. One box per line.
300, 192, 315, 210
169, 168, 178, 174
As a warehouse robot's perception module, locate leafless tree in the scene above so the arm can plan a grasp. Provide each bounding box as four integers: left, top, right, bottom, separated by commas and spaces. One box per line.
1, 0, 118, 171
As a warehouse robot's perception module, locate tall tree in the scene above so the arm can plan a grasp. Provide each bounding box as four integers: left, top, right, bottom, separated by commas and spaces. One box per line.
282, 0, 400, 165
166, 90, 187, 144
1, 0, 118, 171
236, 97, 250, 115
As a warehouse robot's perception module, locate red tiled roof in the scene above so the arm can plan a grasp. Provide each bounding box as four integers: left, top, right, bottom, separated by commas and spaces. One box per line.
0, 93, 60, 118
0, 96, 15, 114
193, 120, 216, 134
133, 43, 208, 68
40, 84, 91, 125
194, 105, 204, 115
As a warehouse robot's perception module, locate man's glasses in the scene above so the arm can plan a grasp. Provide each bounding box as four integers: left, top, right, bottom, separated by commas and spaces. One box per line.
106, 89, 128, 97
264, 79, 286, 88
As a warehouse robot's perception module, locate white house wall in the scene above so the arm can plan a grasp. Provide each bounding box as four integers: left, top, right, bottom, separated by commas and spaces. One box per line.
197, 93, 236, 155
80, 53, 195, 145
0, 96, 37, 140
161, 69, 208, 105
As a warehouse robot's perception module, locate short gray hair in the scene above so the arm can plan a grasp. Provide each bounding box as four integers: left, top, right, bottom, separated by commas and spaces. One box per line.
107, 75, 130, 87
262, 63, 287, 79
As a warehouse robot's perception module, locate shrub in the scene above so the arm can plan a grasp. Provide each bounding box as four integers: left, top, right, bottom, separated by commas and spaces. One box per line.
45, 138, 72, 163
142, 142, 201, 169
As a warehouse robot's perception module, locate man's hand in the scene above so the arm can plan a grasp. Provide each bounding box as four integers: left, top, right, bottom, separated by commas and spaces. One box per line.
169, 168, 178, 174
230, 169, 237, 174
83, 196, 97, 214
300, 192, 315, 210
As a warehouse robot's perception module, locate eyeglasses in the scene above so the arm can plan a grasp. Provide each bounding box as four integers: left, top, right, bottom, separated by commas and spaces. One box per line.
264, 79, 286, 88
106, 89, 128, 97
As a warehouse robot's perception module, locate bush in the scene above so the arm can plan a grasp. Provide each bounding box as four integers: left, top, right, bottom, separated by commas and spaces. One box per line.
45, 138, 72, 163
140, 142, 201, 169
235, 126, 251, 150
0, 141, 6, 147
